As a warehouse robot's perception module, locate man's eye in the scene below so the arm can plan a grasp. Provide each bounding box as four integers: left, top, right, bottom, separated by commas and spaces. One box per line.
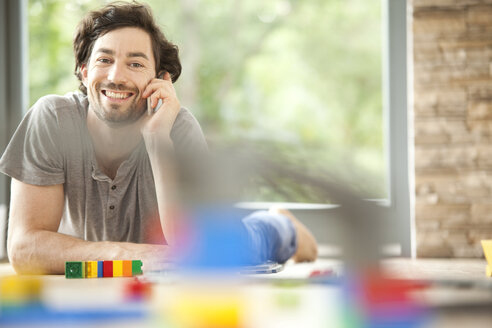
97, 58, 111, 64
130, 63, 143, 68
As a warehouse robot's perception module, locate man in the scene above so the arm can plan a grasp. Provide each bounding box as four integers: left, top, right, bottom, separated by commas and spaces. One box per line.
0, 2, 317, 274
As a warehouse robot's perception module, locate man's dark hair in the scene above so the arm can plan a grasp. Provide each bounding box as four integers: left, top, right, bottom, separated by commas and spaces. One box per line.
73, 1, 181, 94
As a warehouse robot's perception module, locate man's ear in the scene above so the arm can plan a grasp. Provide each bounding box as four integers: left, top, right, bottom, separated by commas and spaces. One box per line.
80, 64, 88, 85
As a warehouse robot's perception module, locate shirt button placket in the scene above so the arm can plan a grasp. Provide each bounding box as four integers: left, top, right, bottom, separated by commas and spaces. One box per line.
108, 184, 117, 217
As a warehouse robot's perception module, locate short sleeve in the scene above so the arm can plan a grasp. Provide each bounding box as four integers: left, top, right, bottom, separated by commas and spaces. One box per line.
0, 96, 65, 185
169, 107, 209, 189
170, 107, 208, 158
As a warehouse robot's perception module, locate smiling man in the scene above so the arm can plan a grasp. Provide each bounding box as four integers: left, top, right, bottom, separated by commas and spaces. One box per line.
0, 2, 317, 274
0, 2, 201, 274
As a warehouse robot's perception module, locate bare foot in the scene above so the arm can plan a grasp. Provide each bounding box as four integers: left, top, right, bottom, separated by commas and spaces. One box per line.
269, 207, 318, 262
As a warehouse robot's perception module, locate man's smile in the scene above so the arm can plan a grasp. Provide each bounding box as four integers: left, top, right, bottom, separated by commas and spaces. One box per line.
92, 83, 147, 125
101, 89, 135, 102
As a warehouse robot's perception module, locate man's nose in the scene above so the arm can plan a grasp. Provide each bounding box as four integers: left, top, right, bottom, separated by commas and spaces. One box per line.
107, 62, 127, 84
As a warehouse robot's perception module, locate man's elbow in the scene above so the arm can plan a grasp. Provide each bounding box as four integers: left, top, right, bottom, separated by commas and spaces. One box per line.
8, 234, 27, 274
7, 232, 41, 275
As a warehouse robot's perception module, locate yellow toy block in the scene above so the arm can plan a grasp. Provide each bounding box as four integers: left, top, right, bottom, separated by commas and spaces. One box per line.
113, 260, 123, 277
168, 290, 241, 328
0, 275, 42, 305
86, 261, 98, 278
481, 240, 492, 277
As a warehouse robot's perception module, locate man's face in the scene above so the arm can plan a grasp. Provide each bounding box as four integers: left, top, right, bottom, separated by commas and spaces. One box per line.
81, 27, 156, 127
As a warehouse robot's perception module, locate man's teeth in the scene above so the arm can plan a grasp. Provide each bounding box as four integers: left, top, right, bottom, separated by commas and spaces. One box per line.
105, 91, 131, 99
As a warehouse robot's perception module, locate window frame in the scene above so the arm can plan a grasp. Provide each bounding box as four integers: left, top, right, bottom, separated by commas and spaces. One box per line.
383, 0, 412, 257
0, 0, 29, 260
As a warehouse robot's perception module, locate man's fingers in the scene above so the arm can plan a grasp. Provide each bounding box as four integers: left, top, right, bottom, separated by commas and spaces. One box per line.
162, 71, 171, 82
142, 79, 175, 99
142, 82, 159, 98
140, 73, 180, 135
147, 90, 164, 112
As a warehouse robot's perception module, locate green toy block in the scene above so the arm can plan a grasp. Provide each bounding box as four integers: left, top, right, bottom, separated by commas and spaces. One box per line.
132, 260, 143, 276
65, 261, 86, 279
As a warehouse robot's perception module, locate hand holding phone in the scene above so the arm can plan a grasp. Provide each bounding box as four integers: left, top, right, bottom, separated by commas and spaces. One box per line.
147, 72, 165, 115
141, 71, 181, 143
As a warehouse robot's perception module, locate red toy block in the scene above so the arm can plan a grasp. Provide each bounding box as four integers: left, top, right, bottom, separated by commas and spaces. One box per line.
103, 260, 113, 277
123, 260, 132, 277
124, 278, 152, 301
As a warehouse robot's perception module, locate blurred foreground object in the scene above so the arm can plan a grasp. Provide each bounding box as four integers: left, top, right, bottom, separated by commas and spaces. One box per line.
178, 142, 388, 271
481, 240, 492, 277
0, 275, 42, 306
0, 274, 148, 326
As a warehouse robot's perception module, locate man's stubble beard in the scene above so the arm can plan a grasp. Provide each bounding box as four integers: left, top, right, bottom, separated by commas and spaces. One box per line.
89, 83, 147, 128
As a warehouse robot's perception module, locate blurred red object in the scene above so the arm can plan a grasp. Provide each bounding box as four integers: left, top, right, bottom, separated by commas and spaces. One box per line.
124, 278, 152, 302
309, 269, 334, 278
361, 273, 429, 306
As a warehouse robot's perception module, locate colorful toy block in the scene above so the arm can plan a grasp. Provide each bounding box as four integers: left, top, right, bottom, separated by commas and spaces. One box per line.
103, 261, 113, 277
97, 261, 104, 278
113, 260, 123, 277
132, 260, 143, 276
65, 260, 143, 278
65, 261, 85, 279
123, 260, 132, 277
86, 261, 98, 278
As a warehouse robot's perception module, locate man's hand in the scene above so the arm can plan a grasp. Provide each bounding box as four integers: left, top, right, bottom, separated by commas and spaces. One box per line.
269, 208, 318, 262
118, 243, 175, 272
140, 72, 181, 145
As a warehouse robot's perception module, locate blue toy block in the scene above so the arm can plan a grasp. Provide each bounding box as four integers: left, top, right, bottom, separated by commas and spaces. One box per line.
97, 261, 104, 278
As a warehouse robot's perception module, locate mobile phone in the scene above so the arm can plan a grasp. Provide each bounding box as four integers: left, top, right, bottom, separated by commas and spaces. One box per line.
147, 97, 163, 115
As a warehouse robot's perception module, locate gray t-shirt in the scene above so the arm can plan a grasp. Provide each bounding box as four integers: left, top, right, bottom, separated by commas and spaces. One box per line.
0, 92, 207, 243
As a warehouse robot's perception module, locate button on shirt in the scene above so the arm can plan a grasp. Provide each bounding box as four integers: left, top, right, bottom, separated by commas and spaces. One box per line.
0, 92, 208, 243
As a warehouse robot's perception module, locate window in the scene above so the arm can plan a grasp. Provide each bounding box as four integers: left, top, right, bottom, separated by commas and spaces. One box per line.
0, 0, 410, 257
28, 0, 386, 203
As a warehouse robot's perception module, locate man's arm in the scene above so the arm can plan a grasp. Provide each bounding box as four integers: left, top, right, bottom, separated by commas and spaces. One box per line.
141, 72, 184, 247
7, 178, 168, 274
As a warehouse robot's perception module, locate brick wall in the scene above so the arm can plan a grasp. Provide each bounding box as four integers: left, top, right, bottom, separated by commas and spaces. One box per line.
412, 0, 492, 257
